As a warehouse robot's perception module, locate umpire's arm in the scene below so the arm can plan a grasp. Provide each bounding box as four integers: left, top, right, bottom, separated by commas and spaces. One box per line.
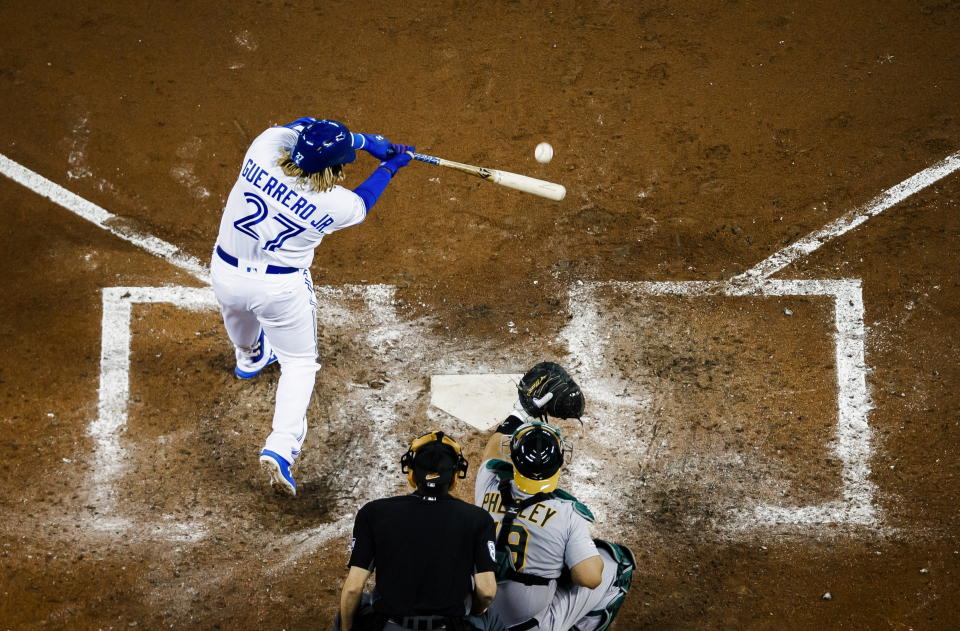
471, 571, 497, 614
471, 508, 499, 615
341, 504, 376, 631
339, 566, 371, 631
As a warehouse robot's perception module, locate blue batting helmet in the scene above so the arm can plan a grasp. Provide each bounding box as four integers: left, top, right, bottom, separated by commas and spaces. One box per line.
290, 119, 356, 173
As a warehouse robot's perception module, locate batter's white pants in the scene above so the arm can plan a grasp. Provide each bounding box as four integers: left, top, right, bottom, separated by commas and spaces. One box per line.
210, 254, 320, 466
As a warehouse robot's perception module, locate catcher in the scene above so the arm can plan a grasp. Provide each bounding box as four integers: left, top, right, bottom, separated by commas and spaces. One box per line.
474, 362, 635, 631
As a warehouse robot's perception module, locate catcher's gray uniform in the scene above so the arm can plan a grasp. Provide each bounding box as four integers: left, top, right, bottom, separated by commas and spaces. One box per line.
475, 459, 632, 630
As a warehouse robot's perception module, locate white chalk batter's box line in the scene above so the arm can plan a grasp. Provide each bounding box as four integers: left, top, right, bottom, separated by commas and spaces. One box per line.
568, 278, 877, 530
91, 278, 878, 535
89, 284, 407, 540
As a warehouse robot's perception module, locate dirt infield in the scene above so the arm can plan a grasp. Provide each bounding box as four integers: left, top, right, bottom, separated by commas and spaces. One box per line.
1, 1, 959, 629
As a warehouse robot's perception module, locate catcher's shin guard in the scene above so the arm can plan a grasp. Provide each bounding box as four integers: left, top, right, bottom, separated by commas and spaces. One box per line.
585, 539, 637, 631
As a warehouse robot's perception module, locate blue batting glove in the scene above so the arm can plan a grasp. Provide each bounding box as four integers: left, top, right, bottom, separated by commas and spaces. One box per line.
351, 133, 394, 160
379, 145, 415, 175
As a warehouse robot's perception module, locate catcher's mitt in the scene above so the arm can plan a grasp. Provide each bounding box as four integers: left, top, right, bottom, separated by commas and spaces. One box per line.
517, 362, 585, 419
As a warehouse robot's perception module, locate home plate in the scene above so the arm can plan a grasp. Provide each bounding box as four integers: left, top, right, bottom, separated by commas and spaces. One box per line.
430, 374, 522, 431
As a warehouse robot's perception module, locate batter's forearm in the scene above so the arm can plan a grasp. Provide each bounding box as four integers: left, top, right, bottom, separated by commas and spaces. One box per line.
353, 167, 393, 212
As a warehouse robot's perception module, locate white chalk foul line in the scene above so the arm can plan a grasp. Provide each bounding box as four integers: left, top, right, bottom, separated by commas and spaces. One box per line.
14, 142, 946, 535
566, 279, 877, 529
732, 150, 960, 283
0, 153, 210, 284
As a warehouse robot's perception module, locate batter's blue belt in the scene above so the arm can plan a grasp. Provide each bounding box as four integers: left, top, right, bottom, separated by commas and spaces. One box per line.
215, 245, 298, 274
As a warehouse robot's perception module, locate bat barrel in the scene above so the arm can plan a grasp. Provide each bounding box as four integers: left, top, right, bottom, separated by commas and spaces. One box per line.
411, 152, 566, 201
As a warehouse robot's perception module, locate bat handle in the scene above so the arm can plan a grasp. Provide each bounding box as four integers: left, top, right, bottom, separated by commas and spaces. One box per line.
412, 152, 440, 165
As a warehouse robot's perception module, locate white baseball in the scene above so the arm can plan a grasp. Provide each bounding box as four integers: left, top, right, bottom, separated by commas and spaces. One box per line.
534, 142, 554, 163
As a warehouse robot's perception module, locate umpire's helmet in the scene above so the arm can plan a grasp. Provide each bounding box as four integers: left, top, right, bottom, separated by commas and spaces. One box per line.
509, 422, 569, 494
400, 431, 469, 495
291, 119, 356, 173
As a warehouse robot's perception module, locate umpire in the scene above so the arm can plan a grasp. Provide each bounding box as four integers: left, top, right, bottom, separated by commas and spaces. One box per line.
337, 431, 503, 631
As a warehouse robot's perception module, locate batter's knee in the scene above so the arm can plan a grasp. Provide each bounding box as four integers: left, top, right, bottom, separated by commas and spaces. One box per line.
276, 354, 321, 375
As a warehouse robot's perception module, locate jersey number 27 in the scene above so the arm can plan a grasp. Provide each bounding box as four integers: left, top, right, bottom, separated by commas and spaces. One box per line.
233, 192, 305, 251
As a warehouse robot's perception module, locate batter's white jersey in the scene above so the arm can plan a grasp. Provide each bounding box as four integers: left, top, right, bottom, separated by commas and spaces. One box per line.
475, 459, 599, 627
216, 123, 367, 269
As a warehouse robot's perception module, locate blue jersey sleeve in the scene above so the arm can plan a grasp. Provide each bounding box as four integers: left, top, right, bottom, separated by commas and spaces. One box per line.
353, 167, 394, 212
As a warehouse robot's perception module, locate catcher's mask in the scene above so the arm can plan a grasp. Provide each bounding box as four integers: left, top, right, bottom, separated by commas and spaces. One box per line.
291, 119, 356, 174
400, 431, 469, 495
508, 422, 571, 494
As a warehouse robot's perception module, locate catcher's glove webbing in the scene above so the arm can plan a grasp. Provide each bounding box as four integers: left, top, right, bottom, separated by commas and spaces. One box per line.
517, 362, 585, 419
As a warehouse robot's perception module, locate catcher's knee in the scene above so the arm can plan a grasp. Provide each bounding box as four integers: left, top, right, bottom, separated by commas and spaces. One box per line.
594, 539, 636, 591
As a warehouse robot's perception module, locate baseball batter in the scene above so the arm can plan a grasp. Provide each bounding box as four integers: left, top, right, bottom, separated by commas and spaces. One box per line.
474, 363, 635, 631
211, 117, 414, 496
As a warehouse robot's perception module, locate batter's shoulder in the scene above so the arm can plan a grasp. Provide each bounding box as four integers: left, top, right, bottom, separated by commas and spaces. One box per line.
248, 126, 297, 159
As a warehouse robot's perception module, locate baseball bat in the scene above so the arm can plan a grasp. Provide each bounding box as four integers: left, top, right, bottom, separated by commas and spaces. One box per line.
412, 153, 566, 201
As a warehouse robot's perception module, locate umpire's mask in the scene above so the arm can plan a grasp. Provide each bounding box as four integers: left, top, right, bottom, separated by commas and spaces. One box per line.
400, 431, 469, 496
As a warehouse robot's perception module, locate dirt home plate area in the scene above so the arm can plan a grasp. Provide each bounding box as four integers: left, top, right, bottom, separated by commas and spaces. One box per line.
1, 2, 959, 630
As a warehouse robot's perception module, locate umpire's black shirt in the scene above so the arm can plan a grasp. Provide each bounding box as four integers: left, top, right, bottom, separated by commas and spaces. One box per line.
348, 492, 497, 617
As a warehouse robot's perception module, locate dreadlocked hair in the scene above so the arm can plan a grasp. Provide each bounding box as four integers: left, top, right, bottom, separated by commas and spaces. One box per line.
276, 153, 344, 192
